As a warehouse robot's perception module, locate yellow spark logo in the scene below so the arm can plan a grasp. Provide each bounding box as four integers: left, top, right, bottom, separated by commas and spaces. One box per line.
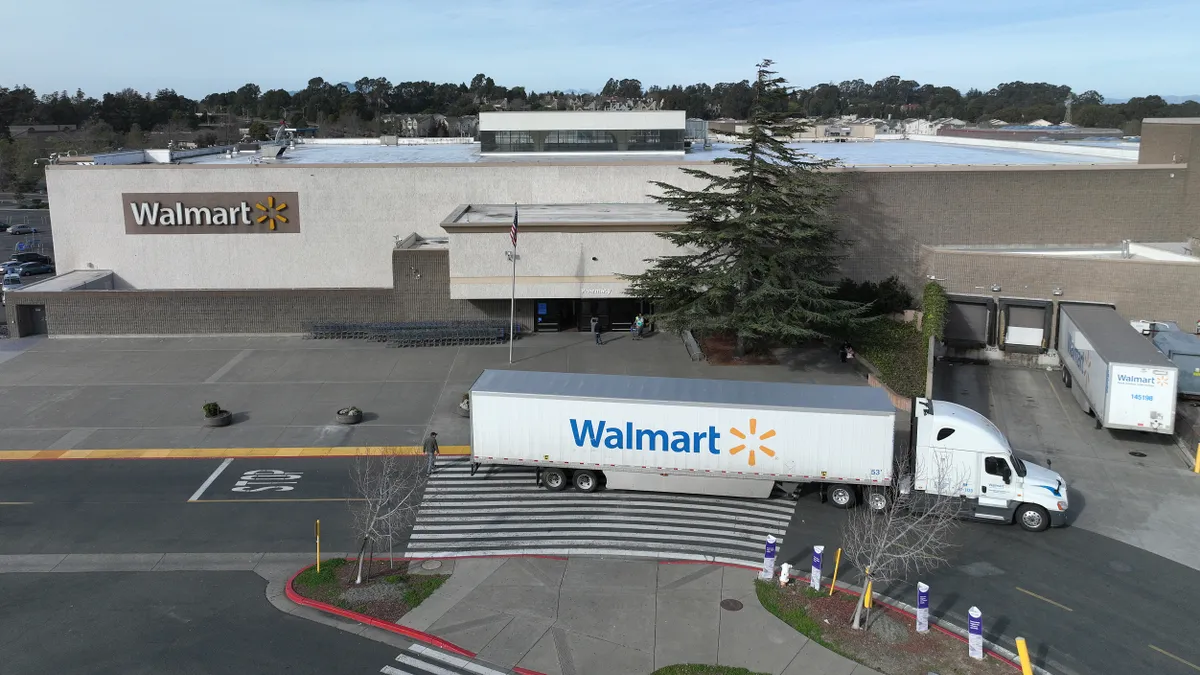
728, 418, 776, 467
254, 195, 288, 230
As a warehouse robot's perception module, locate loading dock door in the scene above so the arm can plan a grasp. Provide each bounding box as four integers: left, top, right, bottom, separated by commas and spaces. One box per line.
945, 301, 991, 347
1005, 305, 1047, 350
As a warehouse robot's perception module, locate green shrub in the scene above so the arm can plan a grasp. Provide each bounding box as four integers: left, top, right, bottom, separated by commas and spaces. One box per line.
855, 319, 927, 398
921, 281, 948, 343
202, 402, 222, 417
834, 276, 915, 316
402, 574, 448, 607
295, 557, 348, 587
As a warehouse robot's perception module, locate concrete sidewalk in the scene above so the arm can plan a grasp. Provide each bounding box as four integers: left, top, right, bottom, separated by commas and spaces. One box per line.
400, 556, 880, 675
0, 551, 879, 674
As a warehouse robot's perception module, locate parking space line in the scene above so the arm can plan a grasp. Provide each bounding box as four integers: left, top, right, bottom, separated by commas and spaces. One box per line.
188, 458, 234, 502
0, 502, 33, 505
191, 498, 365, 503
1015, 586, 1074, 612
1150, 645, 1200, 672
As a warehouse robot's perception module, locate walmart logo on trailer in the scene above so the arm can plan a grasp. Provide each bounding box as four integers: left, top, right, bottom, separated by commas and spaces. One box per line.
570, 419, 722, 454
568, 417, 778, 466
1117, 373, 1169, 386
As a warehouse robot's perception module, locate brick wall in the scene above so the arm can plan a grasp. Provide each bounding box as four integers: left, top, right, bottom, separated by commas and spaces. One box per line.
919, 246, 1200, 325
6, 248, 535, 336
837, 165, 1194, 286
6, 288, 397, 336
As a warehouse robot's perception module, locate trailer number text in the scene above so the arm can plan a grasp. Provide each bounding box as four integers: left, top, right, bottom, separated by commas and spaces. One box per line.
1132, 394, 1154, 401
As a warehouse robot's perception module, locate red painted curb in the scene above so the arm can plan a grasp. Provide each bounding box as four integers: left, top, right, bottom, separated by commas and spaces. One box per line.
285, 558, 553, 675
285, 565, 476, 658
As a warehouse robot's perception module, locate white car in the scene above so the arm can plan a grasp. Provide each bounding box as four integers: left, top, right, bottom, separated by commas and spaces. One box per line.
2, 274, 22, 293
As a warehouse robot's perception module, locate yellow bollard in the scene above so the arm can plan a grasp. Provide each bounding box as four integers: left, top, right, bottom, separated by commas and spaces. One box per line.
863, 565, 873, 609
1194, 443, 1200, 474
1016, 637, 1034, 675
829, 548, 842, 596
316, 519, 321, 573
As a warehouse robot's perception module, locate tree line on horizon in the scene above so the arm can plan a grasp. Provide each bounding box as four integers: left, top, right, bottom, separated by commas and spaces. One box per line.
2, 73, 1198, 140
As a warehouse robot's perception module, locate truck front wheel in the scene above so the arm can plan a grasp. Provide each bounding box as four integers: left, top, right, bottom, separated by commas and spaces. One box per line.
573, 470, 599, 493
828, 484, 858, 509
543, 468, 568, 492
1016, 504, 1050, 532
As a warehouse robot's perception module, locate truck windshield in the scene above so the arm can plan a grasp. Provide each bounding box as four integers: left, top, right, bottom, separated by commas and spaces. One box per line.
1011, 456, 1028, 477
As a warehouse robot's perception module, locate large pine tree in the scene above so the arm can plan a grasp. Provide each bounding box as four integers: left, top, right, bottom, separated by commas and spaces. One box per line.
624, 60, 870, 354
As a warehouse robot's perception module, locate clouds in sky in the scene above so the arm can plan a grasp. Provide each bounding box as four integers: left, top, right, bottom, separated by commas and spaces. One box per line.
3, 0, 1196, 99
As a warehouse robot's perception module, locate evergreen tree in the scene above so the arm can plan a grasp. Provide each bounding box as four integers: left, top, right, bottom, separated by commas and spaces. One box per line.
623, 59, 870, 355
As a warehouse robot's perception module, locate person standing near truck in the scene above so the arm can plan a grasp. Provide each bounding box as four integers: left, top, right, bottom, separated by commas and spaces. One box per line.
423, 431, 439, 475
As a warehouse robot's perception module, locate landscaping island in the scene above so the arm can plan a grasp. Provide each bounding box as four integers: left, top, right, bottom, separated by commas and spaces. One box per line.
756, 581, 1016, 675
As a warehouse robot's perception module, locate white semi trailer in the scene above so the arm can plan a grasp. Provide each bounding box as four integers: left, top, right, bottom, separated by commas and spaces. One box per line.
1058, 303, 1178, 434
468, 370, 1069, 532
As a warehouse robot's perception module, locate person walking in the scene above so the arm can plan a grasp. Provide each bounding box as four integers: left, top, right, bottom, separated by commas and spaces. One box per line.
635, 314, 645, 340
423, 431, 439, 475
591, 316, 602, 345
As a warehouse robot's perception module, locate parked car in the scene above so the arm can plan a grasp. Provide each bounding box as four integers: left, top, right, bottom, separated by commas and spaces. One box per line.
0, 223, 9, 232
2, 274, 22, 293
18, 261, 54, 276
11, 252, 51, 265
0, 261, 23, 276
9, 225, 37, 235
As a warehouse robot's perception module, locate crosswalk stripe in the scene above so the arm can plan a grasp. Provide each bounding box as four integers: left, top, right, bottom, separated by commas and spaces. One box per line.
414, 504, 788, 523
411, 645, 509, 675
413, 514, 784, 531
409, 458, 794, 565
393, 654, 462, 675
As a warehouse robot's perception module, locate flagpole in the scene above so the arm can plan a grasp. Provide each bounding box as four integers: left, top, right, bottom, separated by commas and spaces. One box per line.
508, 203, 517, 364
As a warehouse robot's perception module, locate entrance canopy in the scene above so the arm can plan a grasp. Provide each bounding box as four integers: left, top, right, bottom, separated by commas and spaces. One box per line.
440, 203, 687, 301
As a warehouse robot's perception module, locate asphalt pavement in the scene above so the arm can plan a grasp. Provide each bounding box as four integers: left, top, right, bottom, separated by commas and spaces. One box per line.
0, 458, 373, 554
0, 571, 400, 675
779, 489, 1200, 675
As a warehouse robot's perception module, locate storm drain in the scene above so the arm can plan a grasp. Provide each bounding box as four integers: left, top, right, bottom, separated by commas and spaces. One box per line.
1129, 451, 1148, 458
719, 599, 744, 612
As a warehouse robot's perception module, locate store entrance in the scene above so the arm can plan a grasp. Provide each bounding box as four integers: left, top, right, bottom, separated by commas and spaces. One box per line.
533, 299, 577, 332
574, 298, 650, 332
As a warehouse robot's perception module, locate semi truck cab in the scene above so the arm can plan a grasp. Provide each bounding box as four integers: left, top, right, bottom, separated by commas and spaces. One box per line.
912, 398, 1069, 531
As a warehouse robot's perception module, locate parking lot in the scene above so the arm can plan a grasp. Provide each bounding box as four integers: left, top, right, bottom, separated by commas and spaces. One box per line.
937, 360, 1200, 570
0, 331, 863, 453
0, 208, 55, 301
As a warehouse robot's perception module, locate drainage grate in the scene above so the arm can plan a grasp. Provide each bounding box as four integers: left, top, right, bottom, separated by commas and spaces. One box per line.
420, 560, 443, 571
1129, 451, 1148, 458
720, 599, 744, 612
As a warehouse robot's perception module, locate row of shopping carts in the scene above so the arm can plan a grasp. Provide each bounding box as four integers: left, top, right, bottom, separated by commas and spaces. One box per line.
305, 320, 513, 347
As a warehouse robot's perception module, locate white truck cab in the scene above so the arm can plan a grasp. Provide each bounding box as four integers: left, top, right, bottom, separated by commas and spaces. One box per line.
912, 398, 1068, 531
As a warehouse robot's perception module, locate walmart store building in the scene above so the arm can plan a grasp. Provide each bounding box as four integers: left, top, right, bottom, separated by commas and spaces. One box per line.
6, 114, 1200, 342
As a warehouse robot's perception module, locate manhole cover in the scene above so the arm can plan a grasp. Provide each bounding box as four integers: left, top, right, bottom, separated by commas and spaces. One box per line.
420, 560, 443, 571
720, 599, 743, 612
1129, 451, 1148, 458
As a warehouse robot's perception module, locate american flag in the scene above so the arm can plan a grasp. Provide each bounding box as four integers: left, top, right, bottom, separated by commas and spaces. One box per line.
510, 204, 519, 248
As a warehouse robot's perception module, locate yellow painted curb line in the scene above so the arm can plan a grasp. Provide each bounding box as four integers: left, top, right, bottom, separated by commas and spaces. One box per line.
0, 445, 471, 461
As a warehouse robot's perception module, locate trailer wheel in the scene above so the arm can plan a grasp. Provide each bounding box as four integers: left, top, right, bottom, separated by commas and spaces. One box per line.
828, 484, 857, 509
542, 468, 568, 492
866, 487, 890, 512
1016, 504, 1050, 532
1062, 369, 1072, 388
573, 470, 599, 493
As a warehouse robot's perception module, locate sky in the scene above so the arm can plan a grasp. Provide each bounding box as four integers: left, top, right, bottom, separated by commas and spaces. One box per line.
2, 0, 1197, 101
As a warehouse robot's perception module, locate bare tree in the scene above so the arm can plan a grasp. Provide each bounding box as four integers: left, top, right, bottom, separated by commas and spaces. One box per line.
840, 450, 961, 629
348, 450, 428, 584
